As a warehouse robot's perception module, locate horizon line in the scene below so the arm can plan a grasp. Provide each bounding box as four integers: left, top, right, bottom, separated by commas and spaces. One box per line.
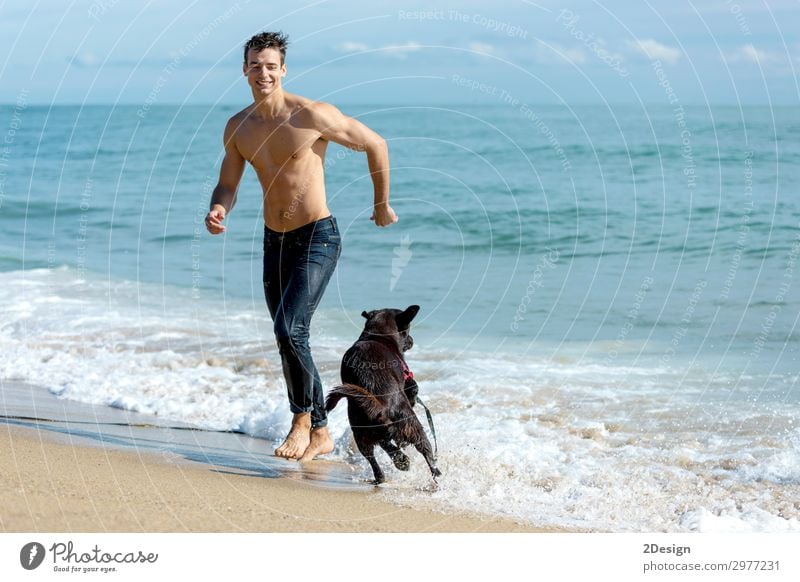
1, 101, 796, 108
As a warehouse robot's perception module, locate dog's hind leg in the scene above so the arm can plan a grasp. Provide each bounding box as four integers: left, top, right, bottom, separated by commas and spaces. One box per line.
379, 439, 410, 471
355, 440, 385, 484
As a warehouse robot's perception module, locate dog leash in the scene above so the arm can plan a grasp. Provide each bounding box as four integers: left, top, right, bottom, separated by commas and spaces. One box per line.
414, 396, 438, 459
399, 361, 438, 458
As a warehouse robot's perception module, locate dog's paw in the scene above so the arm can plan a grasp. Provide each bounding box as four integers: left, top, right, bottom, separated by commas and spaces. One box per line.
431, 466, 442, 479
391, 451, 411, 471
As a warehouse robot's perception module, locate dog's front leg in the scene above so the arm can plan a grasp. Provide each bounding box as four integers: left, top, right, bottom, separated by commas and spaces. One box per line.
412, 431, 442, 480
403, 377, 418, 406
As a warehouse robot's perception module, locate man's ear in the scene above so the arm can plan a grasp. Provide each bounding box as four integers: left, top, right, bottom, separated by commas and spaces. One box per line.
396, 305, 420, 328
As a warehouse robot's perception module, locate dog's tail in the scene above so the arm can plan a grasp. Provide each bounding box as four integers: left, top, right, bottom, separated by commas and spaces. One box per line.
325, 383, 386, 419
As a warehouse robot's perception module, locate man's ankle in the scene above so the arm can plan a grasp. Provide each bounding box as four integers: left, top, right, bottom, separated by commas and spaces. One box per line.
291, 412, 312, 427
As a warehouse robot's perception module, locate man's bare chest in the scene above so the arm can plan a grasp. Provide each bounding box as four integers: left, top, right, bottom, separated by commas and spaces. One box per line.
236, 122, 320, 169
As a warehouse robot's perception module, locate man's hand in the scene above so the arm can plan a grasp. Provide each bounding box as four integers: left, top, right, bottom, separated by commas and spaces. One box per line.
371, 204, 398, 227
205, 205, 227, 234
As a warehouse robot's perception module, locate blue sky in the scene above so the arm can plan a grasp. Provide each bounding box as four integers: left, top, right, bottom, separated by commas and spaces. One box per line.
1, 0, 798, 106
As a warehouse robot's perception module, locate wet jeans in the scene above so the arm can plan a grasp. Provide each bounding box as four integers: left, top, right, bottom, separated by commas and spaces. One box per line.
263, 216, 341, 428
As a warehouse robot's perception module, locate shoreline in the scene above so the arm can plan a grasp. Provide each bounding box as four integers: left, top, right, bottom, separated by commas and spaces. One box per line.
0, 424, 556, 533
0, 381, 561, 532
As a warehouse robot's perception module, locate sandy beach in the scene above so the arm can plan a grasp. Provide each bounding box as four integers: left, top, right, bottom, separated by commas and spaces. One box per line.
0, 382, 552, 533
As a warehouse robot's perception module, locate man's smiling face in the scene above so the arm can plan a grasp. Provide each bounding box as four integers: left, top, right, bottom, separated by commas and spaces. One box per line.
243, 47, 285, 97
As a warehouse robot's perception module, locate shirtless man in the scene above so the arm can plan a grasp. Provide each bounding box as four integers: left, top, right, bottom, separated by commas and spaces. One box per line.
205, 31, 396, 461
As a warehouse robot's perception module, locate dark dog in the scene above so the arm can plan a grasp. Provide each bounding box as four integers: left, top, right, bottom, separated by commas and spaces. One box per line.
326, 305, 441, 484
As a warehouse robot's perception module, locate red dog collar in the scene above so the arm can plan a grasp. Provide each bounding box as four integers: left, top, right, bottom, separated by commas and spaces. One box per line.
403, 366, 414, 382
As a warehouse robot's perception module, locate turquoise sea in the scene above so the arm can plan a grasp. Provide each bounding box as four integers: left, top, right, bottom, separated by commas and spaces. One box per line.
1, 103, 799, 531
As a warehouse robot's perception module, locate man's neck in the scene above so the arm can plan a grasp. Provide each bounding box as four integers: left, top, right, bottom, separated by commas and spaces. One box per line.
252, 89, 287, 119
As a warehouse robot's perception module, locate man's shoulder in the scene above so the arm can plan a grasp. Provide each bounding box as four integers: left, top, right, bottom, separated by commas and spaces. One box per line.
222, 106, 255, 143
226, 106, 253, 126
308, 100, 339, 116
290, 97, 342, 128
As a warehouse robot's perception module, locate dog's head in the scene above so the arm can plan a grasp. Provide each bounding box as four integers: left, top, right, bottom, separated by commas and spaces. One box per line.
360, 305, 419, 352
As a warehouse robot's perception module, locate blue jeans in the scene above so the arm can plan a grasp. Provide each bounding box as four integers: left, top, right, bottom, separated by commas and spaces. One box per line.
263, 216, 341, 428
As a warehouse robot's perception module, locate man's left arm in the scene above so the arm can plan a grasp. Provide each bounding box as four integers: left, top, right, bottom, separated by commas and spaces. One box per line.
310, 103, 397, 227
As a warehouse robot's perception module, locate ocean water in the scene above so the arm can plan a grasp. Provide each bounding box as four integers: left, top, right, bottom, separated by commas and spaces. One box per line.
1, 104, 799, 532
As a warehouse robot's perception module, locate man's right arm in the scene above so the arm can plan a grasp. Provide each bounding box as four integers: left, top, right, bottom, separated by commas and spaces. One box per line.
206, 118, 245, 235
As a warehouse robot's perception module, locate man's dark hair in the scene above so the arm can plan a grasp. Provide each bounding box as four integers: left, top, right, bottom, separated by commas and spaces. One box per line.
244, 31, 289, 65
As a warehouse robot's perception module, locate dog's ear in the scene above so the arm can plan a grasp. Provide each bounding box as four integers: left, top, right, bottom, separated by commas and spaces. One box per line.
396, 305, 420, 328
361, 310, 372, 320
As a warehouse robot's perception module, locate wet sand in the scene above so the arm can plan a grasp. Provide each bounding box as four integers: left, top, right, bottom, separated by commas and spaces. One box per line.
0, 381, 556, 532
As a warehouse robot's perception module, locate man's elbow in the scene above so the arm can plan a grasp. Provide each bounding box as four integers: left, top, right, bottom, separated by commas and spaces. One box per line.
366, 136, 388, 156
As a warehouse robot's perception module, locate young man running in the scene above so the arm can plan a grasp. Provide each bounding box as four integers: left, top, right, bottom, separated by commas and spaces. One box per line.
205, 31, 396, 461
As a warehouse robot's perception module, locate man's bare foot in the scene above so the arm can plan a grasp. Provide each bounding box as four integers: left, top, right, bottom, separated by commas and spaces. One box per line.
275, 413, 311, 459
299, 426, 334, 462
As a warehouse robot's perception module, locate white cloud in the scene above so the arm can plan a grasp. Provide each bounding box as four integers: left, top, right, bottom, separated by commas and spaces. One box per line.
336, 41, 368, 53
740, 44, 765, 63
533, 41, 587, 65
334, 40, 428, 60
468, 42, 495, 55
727, 43, 784, 65
561, 46, 588, 64
70, 52, 100, 67
629, 39, 682, 64
380, 41, 423, 59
